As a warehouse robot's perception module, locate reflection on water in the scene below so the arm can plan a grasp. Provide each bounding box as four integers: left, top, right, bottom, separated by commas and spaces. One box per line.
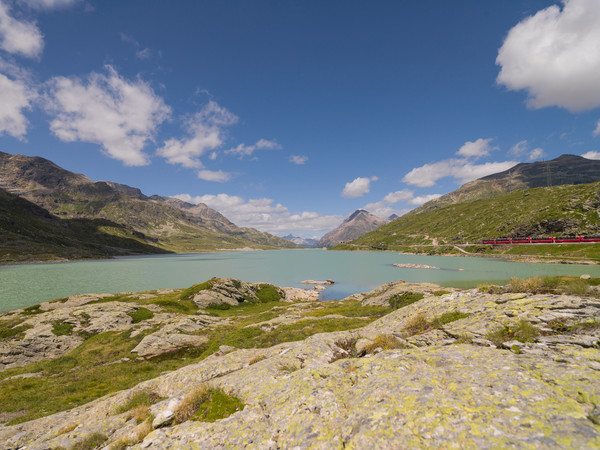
2, 249, 599, 311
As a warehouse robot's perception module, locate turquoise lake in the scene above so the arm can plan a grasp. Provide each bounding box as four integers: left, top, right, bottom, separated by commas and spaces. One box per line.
2, 249, 600, 312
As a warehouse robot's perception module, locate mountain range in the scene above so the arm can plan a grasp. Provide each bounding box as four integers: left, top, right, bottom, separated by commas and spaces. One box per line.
0, 151, 296, 262
336, 154, 600, 260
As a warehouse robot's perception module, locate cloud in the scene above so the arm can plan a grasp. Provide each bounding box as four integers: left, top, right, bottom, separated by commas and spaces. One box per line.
173, 193, 342, 234
363, 189, 443, 218
409, 194, 442, 206
225, 138, 281, 158
289, 154, 308, 165
0, 1, 43, 58
456, 138, 495, 159
497, 0, 600, 112
582, 151, 600, 160
19, 0, 79, 10
197, 169, 231, 183
403, 159, 517, 187
44, 65, 171, 166
0, 71, 35, 138
528, 148, 544, 160
595, 120, 600, 137
510, 140, 545, 160
341, 176, 378, 198
136, 48, 152, 60
509, 140, 528, 157
157, 100, 237, 168
363, 189, 413, 218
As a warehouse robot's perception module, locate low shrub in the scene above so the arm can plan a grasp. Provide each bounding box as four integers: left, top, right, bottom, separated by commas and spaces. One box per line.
23, 304, 43, 315
254, 284, 282, 303
433, 290, 451, 297
389, 292, 424, 309
51, 320, 75, 336
330, 336, 362, 361
206, 302, 231, 310
0, 323, 32, 340
127, 307, 154, 324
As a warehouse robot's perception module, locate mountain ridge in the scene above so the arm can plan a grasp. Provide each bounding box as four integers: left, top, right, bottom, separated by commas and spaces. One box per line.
410, 154, 600, 216
0, 151, 297, 262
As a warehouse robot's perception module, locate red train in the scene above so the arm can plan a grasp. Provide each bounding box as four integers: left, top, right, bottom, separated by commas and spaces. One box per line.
482, 235, 600, 245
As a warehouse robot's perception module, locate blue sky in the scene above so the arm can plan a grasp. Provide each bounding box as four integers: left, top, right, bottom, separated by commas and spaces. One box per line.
1, 0, 599, 238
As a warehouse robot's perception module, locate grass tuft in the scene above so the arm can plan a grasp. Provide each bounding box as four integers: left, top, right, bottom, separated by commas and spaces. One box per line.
71, 433, 108, 450
173, 385, 244, 424
362, 334, 404, 354
114, 389, 162, 415
486, 319, 540, 346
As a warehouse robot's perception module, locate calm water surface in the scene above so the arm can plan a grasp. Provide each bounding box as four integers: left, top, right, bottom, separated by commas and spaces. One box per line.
2, 249, 599, 312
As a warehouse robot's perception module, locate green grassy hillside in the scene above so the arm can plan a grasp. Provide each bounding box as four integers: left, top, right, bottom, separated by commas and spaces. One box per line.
335, 182, 600, 261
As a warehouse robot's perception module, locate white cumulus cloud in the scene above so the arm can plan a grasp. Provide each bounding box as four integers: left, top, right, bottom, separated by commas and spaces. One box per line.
0, 71, 35, 138
197, 169, 231, 183
173, 193, 342, 235
409, 194, 442, 206
582, 151, 600, 160
497, 0, 600, 112
0, 1, 43, 58
456, 138, 495, 159
594, 120, 600, 137
528, 148, 545, 160
363, 189, 414, 218
403, 159, 517, 187
44, 66, 171, 166
341, 176, 378, 198
289, 154, 308, 165
157, 100, 237, 168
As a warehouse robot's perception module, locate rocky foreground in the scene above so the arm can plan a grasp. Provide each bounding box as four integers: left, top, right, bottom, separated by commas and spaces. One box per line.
0, 278, 599, 449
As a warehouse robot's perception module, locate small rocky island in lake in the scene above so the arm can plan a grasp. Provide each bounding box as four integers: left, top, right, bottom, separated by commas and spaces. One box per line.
393, 263, 440, 270
1, 277, 599, 448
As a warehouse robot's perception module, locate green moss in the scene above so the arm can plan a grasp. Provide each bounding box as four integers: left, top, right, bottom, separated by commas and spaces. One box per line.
51, 320, 75, 336
389, 292, 424, 309
127, 307, 154, 323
